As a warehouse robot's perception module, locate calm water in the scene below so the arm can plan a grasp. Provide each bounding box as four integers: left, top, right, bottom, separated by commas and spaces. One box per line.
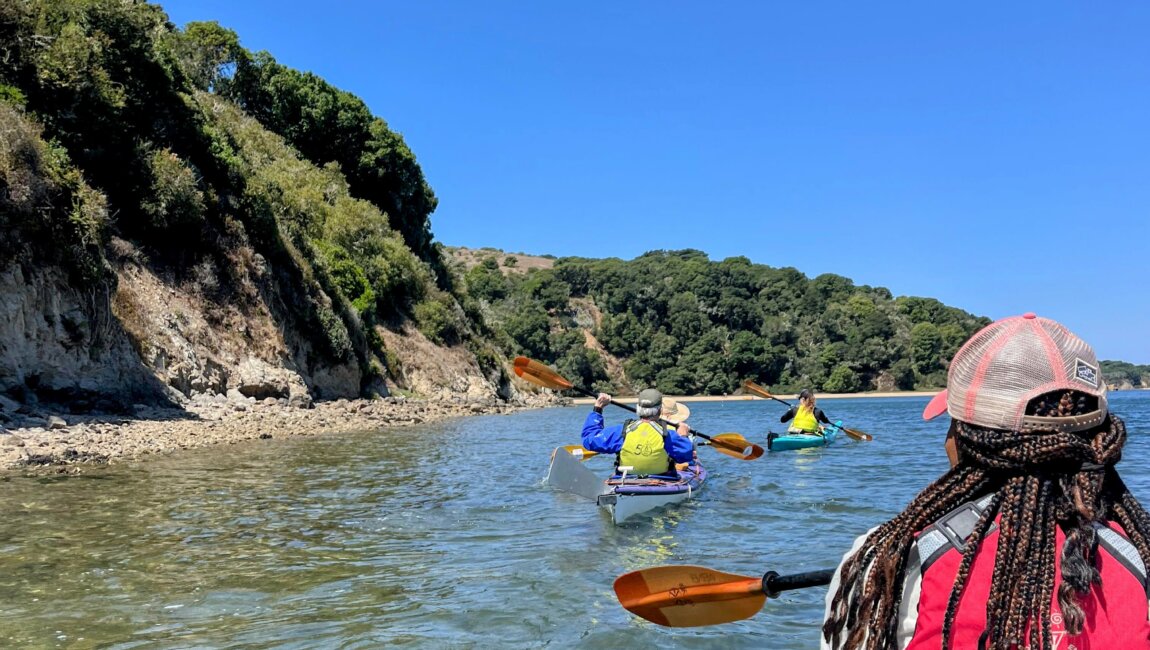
1, 392, 1148, 649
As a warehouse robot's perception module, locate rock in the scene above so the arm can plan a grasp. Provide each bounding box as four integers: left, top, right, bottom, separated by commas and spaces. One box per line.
20, 417, 48, 428
0, 394, 20, 413
47, 416, 67, 429
233, 358, 291, 400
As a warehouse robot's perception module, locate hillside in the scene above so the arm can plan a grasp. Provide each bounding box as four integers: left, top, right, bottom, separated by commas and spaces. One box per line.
0, 1, 515, 414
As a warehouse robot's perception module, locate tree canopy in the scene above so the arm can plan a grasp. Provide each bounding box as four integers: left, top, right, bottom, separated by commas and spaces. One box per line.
466, 250, 992, 395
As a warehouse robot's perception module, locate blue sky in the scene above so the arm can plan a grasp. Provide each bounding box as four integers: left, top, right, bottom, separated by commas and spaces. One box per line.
160, 1, 1149, 363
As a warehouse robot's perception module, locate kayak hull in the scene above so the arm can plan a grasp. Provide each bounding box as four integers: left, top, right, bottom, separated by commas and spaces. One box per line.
601, 463, 707, 524
545, 447, 706, 524
767, 422, 842, 451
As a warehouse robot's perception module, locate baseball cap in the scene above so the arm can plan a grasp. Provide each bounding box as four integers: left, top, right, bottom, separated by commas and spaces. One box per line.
636, 389, 691, 421
922, 312, 1107, 433
638, 388, 663, 408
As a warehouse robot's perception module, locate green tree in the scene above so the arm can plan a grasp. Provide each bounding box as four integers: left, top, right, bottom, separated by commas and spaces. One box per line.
824, 364, 862, 393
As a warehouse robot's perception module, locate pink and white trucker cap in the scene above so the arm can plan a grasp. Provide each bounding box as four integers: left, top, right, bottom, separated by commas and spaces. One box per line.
922, 313, 1108, 433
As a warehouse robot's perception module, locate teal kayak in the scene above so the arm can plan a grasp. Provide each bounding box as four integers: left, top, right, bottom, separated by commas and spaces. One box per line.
766, 421, 842, 451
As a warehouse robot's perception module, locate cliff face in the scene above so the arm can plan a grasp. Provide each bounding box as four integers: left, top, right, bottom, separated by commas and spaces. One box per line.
0, 263, 161, 407
0, 249, 509, 413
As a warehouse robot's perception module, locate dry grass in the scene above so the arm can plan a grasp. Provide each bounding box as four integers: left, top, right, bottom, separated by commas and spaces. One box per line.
446, 246, 555, 275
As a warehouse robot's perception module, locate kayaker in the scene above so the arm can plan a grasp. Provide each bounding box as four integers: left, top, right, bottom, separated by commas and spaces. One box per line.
822, 313, 1150, 650
581, 388, 694, 476
779, 389, 831, 435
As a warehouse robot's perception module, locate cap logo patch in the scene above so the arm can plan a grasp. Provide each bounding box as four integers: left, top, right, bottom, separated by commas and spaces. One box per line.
1074, 358, 1099, 388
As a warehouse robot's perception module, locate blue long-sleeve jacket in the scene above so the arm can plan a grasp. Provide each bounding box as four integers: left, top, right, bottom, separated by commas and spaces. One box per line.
580, 411, 695, 463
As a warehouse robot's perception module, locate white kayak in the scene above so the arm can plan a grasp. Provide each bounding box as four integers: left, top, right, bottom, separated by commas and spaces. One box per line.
545, 446, 707, 525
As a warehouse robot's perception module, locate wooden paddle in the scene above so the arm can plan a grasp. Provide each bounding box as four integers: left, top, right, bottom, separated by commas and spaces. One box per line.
742, 380, 874, 442
513, 356, 764, 460
614, 564, 834, 627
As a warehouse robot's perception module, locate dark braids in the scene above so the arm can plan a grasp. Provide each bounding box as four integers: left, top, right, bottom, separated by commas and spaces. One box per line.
822, 391, 1150, 650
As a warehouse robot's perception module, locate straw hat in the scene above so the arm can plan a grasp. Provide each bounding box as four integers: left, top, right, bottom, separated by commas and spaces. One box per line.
660, 398, 691, 423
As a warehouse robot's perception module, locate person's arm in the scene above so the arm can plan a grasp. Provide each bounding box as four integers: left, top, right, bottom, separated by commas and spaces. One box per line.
815, 408, 832, 425
582, 393, 624, 454
779, 406, 796, 423
664, 422, 695, 463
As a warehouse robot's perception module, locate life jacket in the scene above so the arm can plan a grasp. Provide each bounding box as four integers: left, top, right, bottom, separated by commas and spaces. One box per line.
791, 405, 820, 433
900, 494, 1150, 649
617, 419, 672, 476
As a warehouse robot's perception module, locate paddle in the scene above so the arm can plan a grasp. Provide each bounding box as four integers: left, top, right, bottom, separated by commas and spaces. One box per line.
513, 356, 764, 460
561, 444, 599, 460
614, 564, 834, 627
742, 380, 873, 442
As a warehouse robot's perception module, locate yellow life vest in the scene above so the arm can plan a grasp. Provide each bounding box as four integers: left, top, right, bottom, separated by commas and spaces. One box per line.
618, 420, 672, 475
792, 405, 820, 433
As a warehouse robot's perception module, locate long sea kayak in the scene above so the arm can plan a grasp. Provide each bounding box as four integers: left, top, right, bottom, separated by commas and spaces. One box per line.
545, 447, 707, 524
766, 421, 843, 451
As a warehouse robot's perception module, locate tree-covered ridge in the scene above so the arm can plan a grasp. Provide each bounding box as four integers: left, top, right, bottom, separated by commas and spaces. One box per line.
1101, 361, 1150, 390
463, 248, 992, 395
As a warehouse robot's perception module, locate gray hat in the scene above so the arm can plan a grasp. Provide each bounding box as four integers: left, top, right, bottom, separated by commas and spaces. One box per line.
637, 388, 663, 408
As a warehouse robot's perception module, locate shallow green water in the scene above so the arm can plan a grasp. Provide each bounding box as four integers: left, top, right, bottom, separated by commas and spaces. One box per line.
1, 392, 1148, 649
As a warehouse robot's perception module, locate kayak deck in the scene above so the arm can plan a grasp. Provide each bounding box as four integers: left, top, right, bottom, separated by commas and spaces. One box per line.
766, 422, 843, 451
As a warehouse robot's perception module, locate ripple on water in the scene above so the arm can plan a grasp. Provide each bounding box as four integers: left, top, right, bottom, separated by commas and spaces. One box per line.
0, 394, 1146, 648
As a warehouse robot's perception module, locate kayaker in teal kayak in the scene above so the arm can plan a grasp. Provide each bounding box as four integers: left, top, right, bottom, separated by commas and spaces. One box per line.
778, 389, 831, 435
581, 388, 694, 476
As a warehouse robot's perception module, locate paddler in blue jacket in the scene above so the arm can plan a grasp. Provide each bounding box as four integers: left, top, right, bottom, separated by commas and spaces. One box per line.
581, 388, 695, 476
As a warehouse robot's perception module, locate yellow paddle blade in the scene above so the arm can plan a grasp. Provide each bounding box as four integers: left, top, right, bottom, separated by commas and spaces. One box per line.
561, 445, 598, 460
513, 356, 573, 390
709, 433, 764, 460
614, 565, 766, 627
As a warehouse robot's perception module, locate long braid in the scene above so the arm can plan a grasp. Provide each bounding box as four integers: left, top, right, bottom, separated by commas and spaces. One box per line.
941, 491, 1002, 650
823, 390, 1145, 650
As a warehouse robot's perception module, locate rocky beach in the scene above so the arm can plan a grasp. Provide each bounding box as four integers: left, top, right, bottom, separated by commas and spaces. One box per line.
0, 392, 566, 473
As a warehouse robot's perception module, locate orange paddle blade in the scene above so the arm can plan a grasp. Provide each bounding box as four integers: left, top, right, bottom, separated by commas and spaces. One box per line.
561, 445, 598, 460
710, 433, 764, 460
513, 356, 573, 390
614, 565, 766, 627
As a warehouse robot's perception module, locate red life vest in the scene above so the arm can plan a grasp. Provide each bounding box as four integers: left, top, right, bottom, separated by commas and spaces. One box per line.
903, 494, 1150, 649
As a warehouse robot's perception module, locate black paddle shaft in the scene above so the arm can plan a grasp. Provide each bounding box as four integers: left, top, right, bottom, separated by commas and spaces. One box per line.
573, 386, 718, 443
762, 569, 835, 598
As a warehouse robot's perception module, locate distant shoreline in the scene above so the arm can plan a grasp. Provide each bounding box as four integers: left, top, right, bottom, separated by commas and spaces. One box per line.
571, 390, 941, 405
571, 387, 1149, 405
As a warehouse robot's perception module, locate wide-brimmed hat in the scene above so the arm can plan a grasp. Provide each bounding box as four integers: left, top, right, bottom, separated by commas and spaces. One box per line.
922, 312, 1107, 433
660, 398, 691, 422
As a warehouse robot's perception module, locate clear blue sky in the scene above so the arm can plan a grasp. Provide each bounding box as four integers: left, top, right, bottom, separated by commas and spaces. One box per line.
160, 1, 1150, 363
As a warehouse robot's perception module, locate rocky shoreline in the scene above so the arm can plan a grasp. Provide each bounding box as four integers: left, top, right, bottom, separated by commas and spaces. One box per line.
0, 392, 569, 473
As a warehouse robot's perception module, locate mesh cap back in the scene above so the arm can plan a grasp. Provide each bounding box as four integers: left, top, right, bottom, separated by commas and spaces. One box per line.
923, 313, 1107, 432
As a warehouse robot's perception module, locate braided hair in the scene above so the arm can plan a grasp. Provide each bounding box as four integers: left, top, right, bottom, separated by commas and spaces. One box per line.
822, 391, 1150, 649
